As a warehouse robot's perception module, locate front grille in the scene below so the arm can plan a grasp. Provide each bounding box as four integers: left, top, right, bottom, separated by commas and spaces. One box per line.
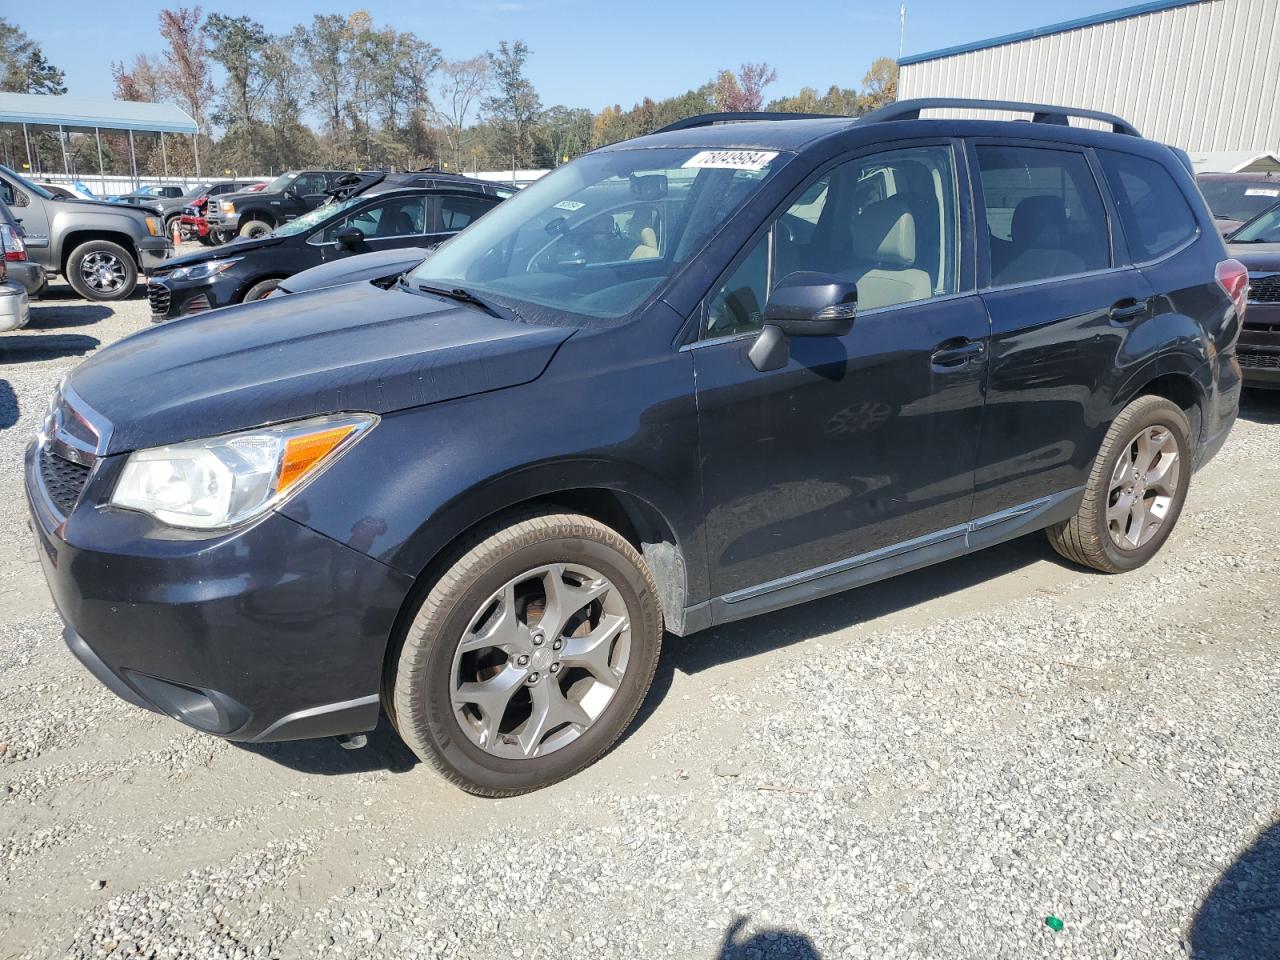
1249, 274, 1280, 304
39, 446, 91, 516
1239, 349, 1280, 370
148, 281, 171, 319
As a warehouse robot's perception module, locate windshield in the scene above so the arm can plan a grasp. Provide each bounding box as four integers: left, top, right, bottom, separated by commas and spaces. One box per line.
409, 146, 788, 321
1199, 179, 1280, 222
270, 194, 360, 237
0, 165, 53, 200
262, 172, 296, 194
1231, 201, 1280, 243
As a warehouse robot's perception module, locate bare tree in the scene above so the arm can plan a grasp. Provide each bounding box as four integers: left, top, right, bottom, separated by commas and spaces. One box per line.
434, 56, 489, 170
157, 6, 214, 174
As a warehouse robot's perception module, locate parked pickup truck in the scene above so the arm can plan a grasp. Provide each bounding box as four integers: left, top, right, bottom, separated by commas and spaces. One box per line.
206, 169, 356, 239
0, 164, 171, 301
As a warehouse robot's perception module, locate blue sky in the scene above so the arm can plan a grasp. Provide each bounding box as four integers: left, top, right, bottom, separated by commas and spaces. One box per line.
30, 1, 1130, 114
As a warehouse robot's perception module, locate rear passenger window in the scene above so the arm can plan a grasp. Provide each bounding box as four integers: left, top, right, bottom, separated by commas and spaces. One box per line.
977, 145, 1110, 286
440, 195, 496, 231
1099, 151, 1199, 261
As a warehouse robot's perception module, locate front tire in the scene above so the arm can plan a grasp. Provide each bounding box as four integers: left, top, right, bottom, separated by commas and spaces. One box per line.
242, 278, 280, 302
1047, 395, 1192, 573
65, 240, 137, 301
239, 219, 272, 239
390, 511, 663, 796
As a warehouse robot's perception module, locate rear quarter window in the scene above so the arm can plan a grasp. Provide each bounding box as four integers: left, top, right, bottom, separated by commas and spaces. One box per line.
1101, 151, 1199, 261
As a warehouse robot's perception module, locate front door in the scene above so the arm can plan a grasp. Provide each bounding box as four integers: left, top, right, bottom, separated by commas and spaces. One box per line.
693, 142, 991, 603
315, 194, 432, 263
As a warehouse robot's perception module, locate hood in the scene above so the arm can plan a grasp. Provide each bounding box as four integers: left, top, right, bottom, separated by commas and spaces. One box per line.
281, 247, 430, 294
55, 197, 151, 217
67, 280, 573, 453
156, 234, 282, 270
1227, 242, 1280, 269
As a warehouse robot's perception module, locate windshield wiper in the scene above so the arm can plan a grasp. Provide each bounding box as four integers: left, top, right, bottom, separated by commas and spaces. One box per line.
417, 283, 504, 319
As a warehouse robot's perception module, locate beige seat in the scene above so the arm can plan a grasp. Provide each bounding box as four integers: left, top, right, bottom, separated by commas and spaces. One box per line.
848, 196, 931, 310
627, 206, 660, 260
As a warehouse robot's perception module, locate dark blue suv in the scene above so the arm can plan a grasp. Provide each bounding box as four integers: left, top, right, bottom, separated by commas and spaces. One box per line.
26, 99, 1245, 795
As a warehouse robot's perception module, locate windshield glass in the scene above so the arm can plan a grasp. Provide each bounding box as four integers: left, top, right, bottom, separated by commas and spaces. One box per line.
409, 146, 788, 321
1199, 179, 1280, 222
262, 172, 296, 193
1231, 201, 1280, 243
271, 195, 360, 237
0, 165, 53, 200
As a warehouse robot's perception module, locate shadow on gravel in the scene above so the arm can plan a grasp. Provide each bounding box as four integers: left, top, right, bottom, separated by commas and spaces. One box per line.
630, 532, 1069, 740
233, 716, 418, 776
1239, 388, 1280, 425
26, 302, 113, 328
0, 333, 100, 363
1189, 823, 1280, 959
717, 917, 820, 959
0, 380, 16, 428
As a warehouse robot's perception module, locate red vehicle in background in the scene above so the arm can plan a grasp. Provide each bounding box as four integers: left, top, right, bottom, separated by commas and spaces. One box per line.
179, 180, 266, 245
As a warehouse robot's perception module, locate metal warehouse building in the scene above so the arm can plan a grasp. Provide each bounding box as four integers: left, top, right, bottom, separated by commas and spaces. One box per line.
898, 0, 1280, 160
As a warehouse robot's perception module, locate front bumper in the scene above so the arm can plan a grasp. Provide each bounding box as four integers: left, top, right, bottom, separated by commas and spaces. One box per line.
137, 236, 173, 276
25, 439, 414, 742
1238, 302, 1280, 388
178, 215, 210, 239
146, 274, 239, 322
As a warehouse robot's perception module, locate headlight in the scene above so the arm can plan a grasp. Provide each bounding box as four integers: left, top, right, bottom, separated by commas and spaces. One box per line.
145, 216, 162, 236
222, 202, 235, 215
167, 257, 242, 282
110, 414, 377, 529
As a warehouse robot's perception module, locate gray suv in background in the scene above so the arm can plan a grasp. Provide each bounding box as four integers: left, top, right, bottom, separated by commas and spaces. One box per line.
0, 165, 171, 301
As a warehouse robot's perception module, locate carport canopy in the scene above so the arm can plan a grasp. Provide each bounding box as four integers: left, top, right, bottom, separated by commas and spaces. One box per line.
0, 92, 199, 179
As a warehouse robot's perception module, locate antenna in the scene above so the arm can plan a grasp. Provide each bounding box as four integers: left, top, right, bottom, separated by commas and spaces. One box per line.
899, 3, 906, 60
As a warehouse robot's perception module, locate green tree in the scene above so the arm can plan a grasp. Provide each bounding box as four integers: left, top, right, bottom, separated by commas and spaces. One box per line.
206, 14, 273, 172
483, 40, 541, 170
0, 18, 66, 95
862, 57, 898, 110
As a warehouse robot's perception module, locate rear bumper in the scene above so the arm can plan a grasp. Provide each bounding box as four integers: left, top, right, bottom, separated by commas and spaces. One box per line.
1238, 303, 1280, 388
0, 280, 30, 331
6, 261, 45, 296
25, 440, 414, 742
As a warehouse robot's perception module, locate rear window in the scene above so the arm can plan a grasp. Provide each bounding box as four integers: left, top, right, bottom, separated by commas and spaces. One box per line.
1101, 151, 1199, 261
1197, 178, 1280, 222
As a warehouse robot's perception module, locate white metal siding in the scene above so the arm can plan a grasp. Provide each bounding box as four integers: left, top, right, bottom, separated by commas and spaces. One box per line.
899, 0, 1280, 152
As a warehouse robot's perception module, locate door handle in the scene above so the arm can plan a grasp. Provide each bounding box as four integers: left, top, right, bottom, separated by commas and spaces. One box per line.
931, 338, 986, 368
1110, 297, 1149, 322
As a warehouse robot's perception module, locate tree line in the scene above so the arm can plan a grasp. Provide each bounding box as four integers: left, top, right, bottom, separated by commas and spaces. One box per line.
0, 10, 897, 179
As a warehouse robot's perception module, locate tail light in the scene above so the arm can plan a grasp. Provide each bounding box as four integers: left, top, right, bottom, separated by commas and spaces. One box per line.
1, 223, 27, 262
1216, 259, 1249, 319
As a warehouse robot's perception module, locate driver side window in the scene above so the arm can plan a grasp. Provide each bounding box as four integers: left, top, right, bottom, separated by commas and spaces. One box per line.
701, 144, 959, 339
322, 197, 427, 242
293, 173, 327, 196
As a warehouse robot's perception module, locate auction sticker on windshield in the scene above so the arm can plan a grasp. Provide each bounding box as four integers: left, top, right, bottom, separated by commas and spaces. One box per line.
683, 150, 778, 171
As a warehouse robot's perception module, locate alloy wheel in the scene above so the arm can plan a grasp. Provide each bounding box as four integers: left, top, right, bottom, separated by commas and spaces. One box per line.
450, 562, 631, 760
80, 252, 127, 294
1106, 425, 1181, 549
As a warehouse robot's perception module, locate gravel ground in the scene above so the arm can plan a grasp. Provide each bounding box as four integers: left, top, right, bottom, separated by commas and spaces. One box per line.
2, 277, 1280, 959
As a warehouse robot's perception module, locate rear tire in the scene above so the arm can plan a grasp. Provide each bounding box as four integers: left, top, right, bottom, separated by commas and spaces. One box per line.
390, 511, 663, 796
1047, 395, 1192, 573
239, 219, 272, 239
65, 240, 137, 302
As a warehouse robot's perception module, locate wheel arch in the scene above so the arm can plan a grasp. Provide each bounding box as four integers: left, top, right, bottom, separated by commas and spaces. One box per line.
238, 209, 275, 227
1112, 353, 1209, 450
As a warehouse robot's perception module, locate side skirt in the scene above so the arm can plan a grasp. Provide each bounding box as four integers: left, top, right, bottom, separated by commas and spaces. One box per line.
680, 487, 1084, 633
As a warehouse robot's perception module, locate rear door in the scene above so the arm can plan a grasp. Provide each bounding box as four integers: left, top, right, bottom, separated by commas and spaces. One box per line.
429, 193, 502, 246
968, 139, 1151, 520
693, 140, 991, 602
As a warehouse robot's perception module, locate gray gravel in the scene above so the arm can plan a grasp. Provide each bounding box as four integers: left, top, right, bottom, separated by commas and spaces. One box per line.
2, 279, 1280, 959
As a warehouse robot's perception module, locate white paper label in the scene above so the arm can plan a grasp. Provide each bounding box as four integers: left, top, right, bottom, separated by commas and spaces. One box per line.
1245, 187, 1280, 197
554, 199, 585, 211
682, 150, 778, 171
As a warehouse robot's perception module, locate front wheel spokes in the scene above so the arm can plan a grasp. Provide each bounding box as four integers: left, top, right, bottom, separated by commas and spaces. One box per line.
538, 564, 610, 639
518, 676, 592, 757
459, 582, 531, 656
558, 614, 628, 688
454, 664, 528, 747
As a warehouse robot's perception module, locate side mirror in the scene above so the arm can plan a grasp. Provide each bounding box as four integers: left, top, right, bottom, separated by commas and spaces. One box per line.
749, 272, 857, 372
335, 227, 364, 251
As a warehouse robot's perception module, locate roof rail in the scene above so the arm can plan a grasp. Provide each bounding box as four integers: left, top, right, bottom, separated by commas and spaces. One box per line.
860, 98, 1141, 136
654, 111, 849, 135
